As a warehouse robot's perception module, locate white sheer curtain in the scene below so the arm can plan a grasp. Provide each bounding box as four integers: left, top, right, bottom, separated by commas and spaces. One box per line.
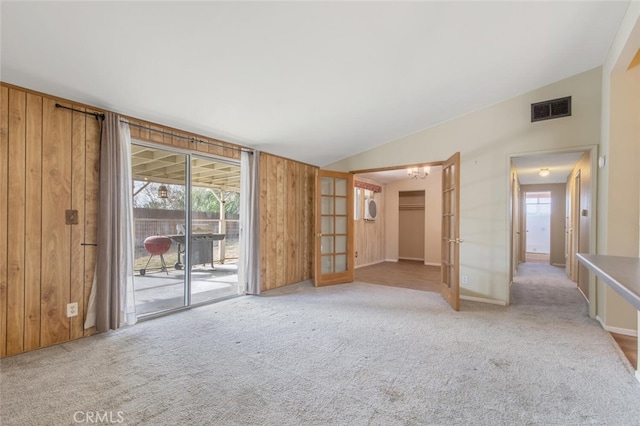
239, 150, 260, 295
84, 113, 136, 331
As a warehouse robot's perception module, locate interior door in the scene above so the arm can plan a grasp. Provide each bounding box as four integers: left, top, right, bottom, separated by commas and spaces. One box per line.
441, 152, 461, 311
314, 170, 354, 286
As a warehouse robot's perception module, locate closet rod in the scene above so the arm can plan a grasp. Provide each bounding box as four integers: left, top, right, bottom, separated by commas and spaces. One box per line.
121, 120, 253, 154
55, 103, 105, 120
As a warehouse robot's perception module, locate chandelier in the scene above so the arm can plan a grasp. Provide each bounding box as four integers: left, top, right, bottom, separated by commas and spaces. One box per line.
407, 166, 430, 179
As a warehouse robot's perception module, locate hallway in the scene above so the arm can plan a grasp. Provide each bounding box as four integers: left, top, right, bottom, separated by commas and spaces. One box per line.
513, 262, 637, 370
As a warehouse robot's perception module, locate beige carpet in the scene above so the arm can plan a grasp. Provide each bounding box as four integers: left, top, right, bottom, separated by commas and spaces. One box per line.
2, 263, 640, 425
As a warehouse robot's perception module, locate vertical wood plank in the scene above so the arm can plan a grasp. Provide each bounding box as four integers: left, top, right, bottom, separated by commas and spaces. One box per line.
41, 98, 72, 347
171, 130, 189, 150
83, 109, 101, 337
149, 124, 164, 144
286, 160, 297, 284
307, 165, 315, 280
128, 119, 140, 140
266, 155, 278, 290
295, 161, 302, 282
0, 85, 10, 356
207, 139, 224, 157
6, 88, 26, 355
137, 121, 150, 142
70, 109, 86, 340
24, 93, 43, 351
259, 153, 268, 291
275, 157, 285, 288
300, 163, 308, 281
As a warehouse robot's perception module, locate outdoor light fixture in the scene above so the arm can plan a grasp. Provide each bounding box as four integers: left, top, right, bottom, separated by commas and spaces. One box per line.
539, 168, 550, 177
158, 185, 169, 199
407, 166, 429, 179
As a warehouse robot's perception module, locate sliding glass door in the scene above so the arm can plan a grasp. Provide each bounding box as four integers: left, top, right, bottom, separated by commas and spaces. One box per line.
190, 155, 241, 305
131, 143, 241, 318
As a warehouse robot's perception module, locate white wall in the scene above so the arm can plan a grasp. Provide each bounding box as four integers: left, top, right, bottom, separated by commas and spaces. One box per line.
326, 67, 602, 304
385, 167, 442, 265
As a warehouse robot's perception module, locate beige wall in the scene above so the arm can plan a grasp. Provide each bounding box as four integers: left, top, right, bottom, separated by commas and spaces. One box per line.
399, 191, 426, 260
520, 183, 567, 267
384, 167, 442, 266
598, 5, 640, 332
327, 68, 602, 304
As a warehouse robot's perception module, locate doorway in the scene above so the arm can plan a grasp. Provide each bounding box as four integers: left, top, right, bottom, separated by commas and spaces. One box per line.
131, 143, 242, 317
525, 191, 551, 263
398, 190, 426, 261
508, 147, 597, 314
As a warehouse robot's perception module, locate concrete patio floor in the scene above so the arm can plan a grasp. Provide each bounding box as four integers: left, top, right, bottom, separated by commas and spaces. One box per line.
133, 263, 240, 316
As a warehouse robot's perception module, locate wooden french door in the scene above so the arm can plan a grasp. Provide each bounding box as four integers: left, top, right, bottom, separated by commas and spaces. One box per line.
314, 170, 354, 286
441, 152, 461, 310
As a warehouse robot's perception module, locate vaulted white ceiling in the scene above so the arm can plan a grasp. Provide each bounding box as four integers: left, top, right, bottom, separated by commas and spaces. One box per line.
0, 1, 630, 166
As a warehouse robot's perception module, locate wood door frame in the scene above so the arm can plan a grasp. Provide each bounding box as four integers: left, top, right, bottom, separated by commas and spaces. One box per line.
440, 152, 461, 311
351, 155, 460, 311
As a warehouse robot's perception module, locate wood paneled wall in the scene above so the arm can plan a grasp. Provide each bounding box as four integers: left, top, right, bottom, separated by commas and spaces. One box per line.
126, 118, 241, 162
0, 84, 101, 357
1, 83, 317, 357
127, 123, 318, 292
259, 153, 316, 291
354, 180, 385, 268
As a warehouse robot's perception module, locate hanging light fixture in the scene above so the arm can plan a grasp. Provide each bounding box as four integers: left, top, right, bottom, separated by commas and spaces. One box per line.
407, 166, 430, 179
158, 185, 169, 199
539, 168, 550, 177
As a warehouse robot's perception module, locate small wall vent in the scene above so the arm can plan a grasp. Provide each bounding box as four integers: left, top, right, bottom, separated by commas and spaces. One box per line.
531, 96, 571, 122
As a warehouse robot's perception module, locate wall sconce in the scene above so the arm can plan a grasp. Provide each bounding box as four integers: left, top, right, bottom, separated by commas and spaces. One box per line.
407, 166, 430, 179
158, 185, 169, 199
539, 168, 550, 177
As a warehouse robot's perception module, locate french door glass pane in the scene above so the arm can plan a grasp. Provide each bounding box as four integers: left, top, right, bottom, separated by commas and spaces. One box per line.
321, 236, 334, 254
321, 196, 334, 215
321, 255, 334, 273
321, 177, 334, 195
321, 216, 334, 234
335, 254, 347, 272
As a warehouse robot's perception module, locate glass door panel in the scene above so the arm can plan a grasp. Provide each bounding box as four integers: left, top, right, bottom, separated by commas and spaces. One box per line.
190, 155, 241, 305
131, 144, 187, 316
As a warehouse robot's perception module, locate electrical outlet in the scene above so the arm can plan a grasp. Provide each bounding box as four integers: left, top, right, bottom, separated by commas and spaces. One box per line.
461, 275, 469, 285
67, 302, 78, 318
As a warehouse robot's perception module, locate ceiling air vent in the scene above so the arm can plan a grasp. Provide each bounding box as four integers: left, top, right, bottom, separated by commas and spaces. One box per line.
531, 96, 571, 122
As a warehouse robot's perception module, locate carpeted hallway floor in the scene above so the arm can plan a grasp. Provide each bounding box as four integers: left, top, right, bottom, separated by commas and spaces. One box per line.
1, 263, 639, 425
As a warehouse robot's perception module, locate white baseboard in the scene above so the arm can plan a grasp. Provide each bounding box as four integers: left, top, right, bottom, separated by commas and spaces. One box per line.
636, 370, 640, 384
399, 257, 424, 261
460, 295, 508, 306
551, 263, 566, 267
596, 316, 638, 336
385, 258, 399, 263
424, 262, 440, 267
355, 260, 385, 269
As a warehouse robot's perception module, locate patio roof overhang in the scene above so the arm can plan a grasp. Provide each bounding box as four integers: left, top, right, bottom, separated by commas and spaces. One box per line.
131, 144, 241, 192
